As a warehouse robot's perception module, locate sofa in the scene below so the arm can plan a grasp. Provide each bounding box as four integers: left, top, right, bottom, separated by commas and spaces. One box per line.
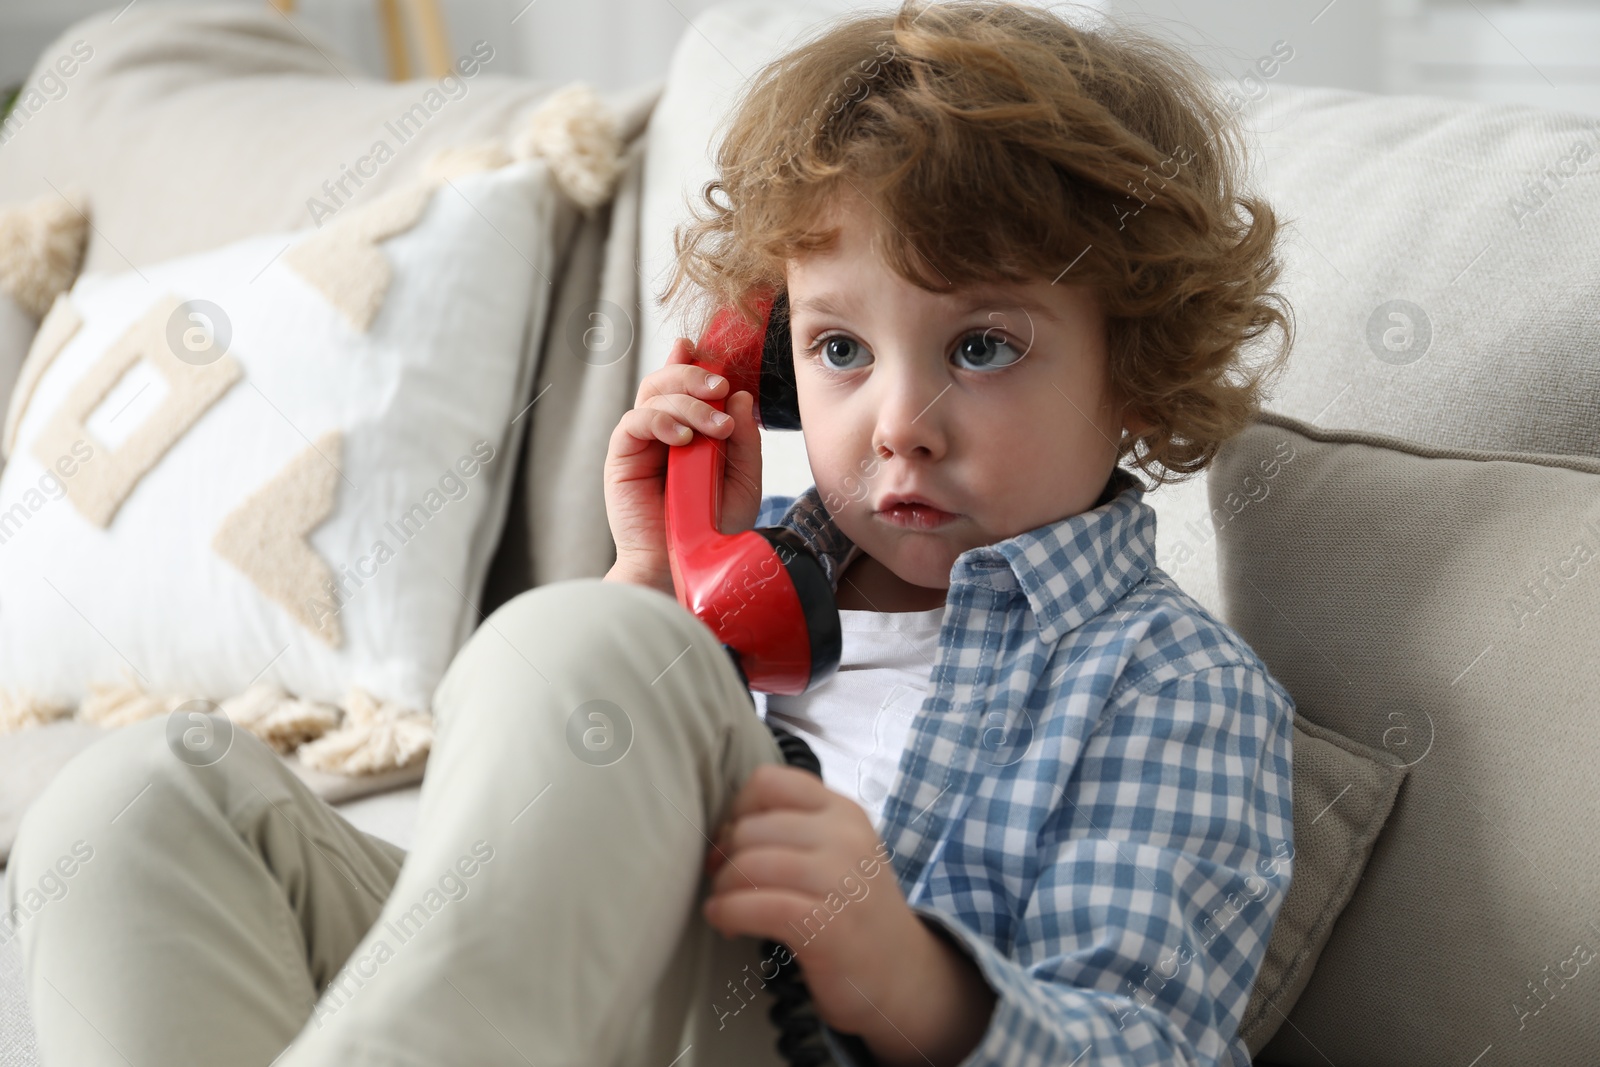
1, 3, 1597, 1066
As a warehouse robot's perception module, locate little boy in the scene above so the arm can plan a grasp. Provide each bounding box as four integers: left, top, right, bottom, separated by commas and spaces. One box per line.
9, 3, 1293, 1067
607, 2, 1296, 1065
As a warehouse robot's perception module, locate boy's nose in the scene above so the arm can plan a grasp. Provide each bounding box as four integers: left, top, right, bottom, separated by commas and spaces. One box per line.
871, 376, 949, 461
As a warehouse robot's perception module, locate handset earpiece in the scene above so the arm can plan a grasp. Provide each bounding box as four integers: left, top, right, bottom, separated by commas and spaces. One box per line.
716, 287, 800, 432
757, 289, 802, 430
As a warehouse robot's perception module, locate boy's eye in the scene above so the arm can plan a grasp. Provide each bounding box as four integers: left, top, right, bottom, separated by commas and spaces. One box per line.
809, 334, 871, 370
953, 330, 1025, 371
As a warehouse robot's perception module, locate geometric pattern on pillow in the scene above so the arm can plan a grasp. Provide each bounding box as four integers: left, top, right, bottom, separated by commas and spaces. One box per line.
29, 292, 242, 527
212, 429, 343, 649
282, 182, 436, 333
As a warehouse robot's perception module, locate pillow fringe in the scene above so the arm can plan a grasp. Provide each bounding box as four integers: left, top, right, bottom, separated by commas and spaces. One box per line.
0, 687, 73, 731
0, 673, 432, 776
78, 670, 186, 728
220, 681, 341, 755
296, 687, 433, 776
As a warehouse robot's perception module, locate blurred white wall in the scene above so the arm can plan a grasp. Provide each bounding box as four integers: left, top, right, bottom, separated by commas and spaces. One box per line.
517, 0, 1600, 117
2, 0, 1597, 115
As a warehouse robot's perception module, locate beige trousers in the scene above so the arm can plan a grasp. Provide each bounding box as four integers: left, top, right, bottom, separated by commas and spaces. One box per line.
6, 578, 791, 1067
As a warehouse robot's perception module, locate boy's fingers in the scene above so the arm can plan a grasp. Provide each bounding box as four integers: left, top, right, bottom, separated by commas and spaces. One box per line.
614, 407, 685, 452
716, 811, 834, 869
728, 763, 831, 822
725, 393, 756, 466
636, 349, 729, 408
731, 391, 757, 443
708, 843, 838, 898
704, 886, 820, 944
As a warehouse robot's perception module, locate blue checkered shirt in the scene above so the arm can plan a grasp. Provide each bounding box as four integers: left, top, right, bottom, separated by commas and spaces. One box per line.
752, 466, 1295, 1067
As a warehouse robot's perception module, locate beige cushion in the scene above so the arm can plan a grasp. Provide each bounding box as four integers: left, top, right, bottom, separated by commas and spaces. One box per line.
1238, 717, 1406, 1055
1213, 410, 1600, 1066
1152, 89, 1600, 618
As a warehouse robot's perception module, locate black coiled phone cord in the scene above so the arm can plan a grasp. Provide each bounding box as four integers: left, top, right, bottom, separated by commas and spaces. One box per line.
725, 639, 871, 1067
761, 724, 849, 1067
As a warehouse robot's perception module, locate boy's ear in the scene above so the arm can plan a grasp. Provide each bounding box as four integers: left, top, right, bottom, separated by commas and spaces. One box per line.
1121, 409, 1154, 438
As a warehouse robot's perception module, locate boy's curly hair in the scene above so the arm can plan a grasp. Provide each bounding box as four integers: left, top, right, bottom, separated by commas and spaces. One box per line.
658, 0, 1294, 487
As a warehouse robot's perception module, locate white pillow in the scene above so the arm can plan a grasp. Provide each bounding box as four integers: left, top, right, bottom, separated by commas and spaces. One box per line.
0, 160, 556, 772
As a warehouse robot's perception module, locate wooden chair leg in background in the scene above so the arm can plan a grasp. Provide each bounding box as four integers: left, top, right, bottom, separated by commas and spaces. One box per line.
269, 0, 453, 82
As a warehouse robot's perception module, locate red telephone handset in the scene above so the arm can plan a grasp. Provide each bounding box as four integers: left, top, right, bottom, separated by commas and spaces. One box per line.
664, 288, 841, 696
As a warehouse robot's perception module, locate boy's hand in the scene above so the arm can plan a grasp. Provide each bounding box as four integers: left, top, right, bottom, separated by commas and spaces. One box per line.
703, 764, 996, 1067
603, 337, 763, 594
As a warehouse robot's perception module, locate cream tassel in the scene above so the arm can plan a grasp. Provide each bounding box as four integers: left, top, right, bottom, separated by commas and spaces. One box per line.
295, 687, 432, 776
0, 688, 73, 732
508, 83, 622, 211
77, 670, 189, 729
10, 670, 428, 777
0, 189, 90, 318
220, 681, 340, 755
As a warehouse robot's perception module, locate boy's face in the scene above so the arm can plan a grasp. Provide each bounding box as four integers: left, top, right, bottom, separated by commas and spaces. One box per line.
786, 195, 1144, 594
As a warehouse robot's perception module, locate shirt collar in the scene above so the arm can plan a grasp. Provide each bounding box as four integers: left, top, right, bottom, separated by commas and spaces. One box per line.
772, 466, 1155, 647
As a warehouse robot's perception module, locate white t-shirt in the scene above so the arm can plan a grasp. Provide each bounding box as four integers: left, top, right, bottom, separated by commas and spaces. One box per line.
757, 604, 945, 832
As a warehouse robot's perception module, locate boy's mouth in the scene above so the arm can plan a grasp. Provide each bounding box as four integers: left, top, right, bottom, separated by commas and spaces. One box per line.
875, 494, 959, 529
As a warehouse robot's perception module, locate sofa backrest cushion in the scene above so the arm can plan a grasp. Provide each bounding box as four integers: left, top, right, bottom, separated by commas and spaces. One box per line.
1150, 83, 1600, 615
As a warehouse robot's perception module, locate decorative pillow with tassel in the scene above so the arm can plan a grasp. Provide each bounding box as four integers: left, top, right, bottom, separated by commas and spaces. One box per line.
0, 158, 558, 779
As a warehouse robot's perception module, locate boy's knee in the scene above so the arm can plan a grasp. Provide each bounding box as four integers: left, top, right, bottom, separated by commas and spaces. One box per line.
491, 577, 689, 637
458, 577, 712, 678
434, 577, 757, 749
